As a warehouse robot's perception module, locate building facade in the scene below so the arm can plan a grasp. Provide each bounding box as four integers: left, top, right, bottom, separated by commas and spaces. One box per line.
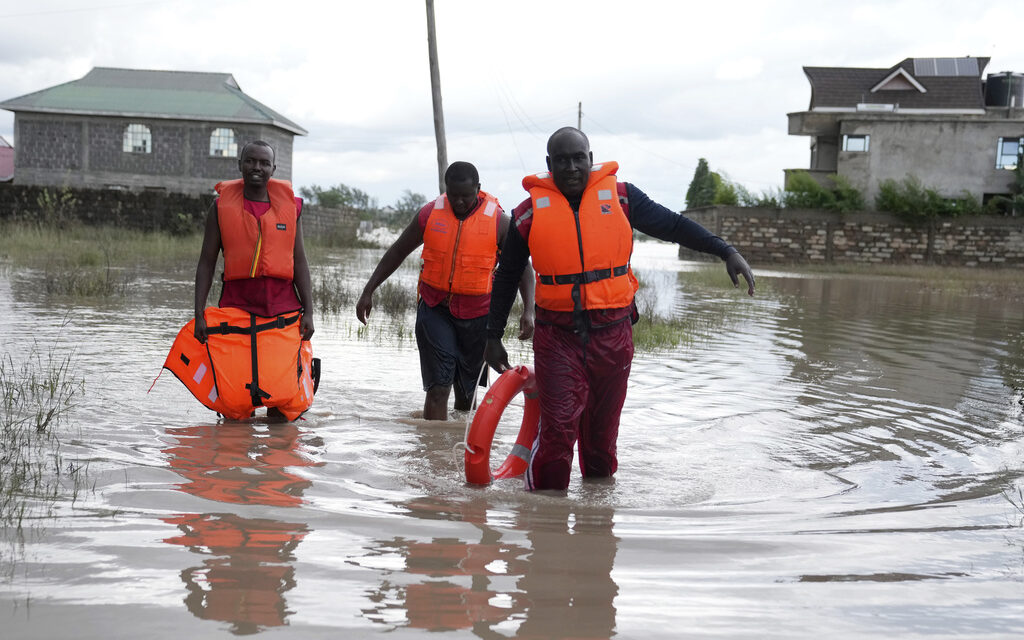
787, 57, 1024, 204
0, 136, 12, 182
0, 67, 306, 196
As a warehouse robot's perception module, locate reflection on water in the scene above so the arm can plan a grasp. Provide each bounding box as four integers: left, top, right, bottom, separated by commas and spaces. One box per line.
1, 241, 1023, 638
161, 423, 323, 634
353, 497, 618, 638
163, 513, 308, 635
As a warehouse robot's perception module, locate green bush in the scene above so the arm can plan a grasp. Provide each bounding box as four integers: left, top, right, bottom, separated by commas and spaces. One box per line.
874, 176, 980, 222
783, 171, 830, 208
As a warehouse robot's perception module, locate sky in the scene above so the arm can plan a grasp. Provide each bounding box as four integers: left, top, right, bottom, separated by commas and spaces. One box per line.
2, 0, 1023, 211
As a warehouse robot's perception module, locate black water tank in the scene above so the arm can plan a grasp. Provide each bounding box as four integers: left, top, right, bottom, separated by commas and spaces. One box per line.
985, 71, 1024, 107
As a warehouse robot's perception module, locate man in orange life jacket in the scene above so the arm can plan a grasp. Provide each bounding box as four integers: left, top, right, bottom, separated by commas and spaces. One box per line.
485, 127, 755, 491
193, 141, 315, 415
357, 161, 535, 420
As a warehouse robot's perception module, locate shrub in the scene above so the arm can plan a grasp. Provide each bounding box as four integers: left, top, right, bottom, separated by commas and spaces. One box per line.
874, 176, 981, 222
783, 171, 836, 209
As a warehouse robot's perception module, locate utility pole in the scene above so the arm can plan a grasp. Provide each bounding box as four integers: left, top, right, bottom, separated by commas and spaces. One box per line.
425, 0, 447, 194
577, 101, 582, 130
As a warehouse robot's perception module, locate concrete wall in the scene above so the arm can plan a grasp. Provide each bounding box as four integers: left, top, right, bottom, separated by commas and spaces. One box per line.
12, 113, 296, 196
789, 110, 1023, 203
838, 116, 1020, 202
679, 205, 1024, 267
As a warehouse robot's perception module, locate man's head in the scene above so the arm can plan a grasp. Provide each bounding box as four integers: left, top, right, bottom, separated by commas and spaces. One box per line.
238, 140, 276, 190
546, 127, 592, 200
444, 161, 481, 217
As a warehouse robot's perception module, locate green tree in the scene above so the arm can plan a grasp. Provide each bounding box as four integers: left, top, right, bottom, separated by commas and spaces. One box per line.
386, 189, 428, 227
711, 172, 739, 205
685, 158, 716, 209
299, 183, 380, 220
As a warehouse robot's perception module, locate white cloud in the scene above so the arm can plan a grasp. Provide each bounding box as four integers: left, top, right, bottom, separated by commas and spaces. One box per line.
1, 0, 1023, 211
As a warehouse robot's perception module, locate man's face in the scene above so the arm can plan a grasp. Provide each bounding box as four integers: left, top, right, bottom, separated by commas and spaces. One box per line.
446, 178, 480, 217
546, 132, 593, 200
238, 144, 276, 189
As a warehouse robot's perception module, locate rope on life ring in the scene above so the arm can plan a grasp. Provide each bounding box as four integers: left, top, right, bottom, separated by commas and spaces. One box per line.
464, 365, 540, 485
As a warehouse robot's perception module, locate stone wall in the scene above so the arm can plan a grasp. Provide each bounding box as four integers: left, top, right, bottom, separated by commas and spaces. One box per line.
298, 204, 360, 243
0, 182, 210, 232
0, 183, 359, 243
679, 206, 1024, 267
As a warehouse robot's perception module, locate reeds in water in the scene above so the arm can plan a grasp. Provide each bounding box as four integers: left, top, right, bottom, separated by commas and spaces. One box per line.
0, 342, 87, 537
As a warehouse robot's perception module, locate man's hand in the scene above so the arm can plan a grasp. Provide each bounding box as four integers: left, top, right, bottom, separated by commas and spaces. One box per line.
484, 338, 511, 374
726, 252, 755, 296
355, 291, 373, 324
300, 314, 315, 341
518, 308, 535, 340
193, 314, 208, 344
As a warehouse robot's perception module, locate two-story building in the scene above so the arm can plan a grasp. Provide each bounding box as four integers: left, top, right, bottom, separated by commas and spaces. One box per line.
0, 67, 306, 196
787, 57, 1023, 204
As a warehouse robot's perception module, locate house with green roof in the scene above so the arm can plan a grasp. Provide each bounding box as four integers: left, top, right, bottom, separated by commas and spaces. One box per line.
0, 67, 307, 195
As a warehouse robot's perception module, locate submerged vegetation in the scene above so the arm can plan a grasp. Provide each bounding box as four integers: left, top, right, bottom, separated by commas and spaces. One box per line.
0, 221, 200, 268
0, 340, 87, 538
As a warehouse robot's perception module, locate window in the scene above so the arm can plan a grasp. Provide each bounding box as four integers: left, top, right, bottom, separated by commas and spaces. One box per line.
122, 123, 151, 153
995, 137, 1022, 170
209, 128, 238, 157
842, 134, 869, 152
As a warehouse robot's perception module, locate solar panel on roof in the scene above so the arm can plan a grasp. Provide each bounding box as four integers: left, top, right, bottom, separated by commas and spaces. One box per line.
914, 59, 936, 76
956, 58, 979, 76
913, 57, 979, 77
936, 58, 957, 75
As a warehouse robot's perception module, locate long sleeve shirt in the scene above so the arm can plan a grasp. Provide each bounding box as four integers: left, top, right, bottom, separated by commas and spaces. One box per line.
486, 181, 736, 339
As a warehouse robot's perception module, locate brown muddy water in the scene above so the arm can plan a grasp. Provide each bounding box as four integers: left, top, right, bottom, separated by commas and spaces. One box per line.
1, 241, 1023, 639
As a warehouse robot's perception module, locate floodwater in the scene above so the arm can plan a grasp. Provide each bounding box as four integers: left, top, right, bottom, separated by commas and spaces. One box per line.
1, 241, 1023, 639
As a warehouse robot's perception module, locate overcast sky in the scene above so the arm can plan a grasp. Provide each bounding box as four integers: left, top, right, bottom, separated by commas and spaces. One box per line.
2, 0, 1023, 211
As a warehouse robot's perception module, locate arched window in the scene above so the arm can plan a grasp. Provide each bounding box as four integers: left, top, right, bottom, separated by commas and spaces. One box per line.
122, 123, 152, 153
209, 128, 238, 157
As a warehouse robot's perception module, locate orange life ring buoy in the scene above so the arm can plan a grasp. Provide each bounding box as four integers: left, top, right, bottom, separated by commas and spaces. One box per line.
464, 365, 540, 485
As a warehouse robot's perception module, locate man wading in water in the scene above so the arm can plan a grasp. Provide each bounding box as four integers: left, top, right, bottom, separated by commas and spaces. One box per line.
357, 161, 534, 420
485, 127, 755, 490
192, 140, 315, 419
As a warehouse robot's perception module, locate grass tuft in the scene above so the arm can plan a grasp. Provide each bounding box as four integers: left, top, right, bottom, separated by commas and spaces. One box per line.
0, 340, 87, 537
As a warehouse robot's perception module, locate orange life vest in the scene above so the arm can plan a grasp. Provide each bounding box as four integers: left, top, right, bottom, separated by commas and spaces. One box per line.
419, 191, 500, 296
161, 307, 317, 421
525, 161, 638, 312
215, 179, 297, 281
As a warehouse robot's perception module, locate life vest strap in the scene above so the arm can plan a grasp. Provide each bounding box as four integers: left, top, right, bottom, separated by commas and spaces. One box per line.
537, 264, 628, 285
202, 311, 300, 407
204, 312, 301, 336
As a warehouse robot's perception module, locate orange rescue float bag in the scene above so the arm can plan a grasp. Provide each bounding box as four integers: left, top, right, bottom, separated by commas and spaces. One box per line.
464, 365, 540, 485
162, 307, 317, 421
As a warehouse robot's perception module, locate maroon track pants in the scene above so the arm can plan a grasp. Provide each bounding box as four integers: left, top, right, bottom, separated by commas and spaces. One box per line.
526, 319, 634, 490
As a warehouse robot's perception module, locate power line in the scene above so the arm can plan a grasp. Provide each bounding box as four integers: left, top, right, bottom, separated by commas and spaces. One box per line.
583, 112, 691, 169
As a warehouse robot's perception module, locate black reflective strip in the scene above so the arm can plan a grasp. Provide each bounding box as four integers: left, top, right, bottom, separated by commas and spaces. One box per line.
179, 353, 190, 366
249, 312, 262, 406
537, 264, 628, 285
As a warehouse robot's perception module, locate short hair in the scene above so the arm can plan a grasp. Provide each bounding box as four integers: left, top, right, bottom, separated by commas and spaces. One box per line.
240, 140, 275, 163
547, 127, 590, 155
444, 161, 479, 186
